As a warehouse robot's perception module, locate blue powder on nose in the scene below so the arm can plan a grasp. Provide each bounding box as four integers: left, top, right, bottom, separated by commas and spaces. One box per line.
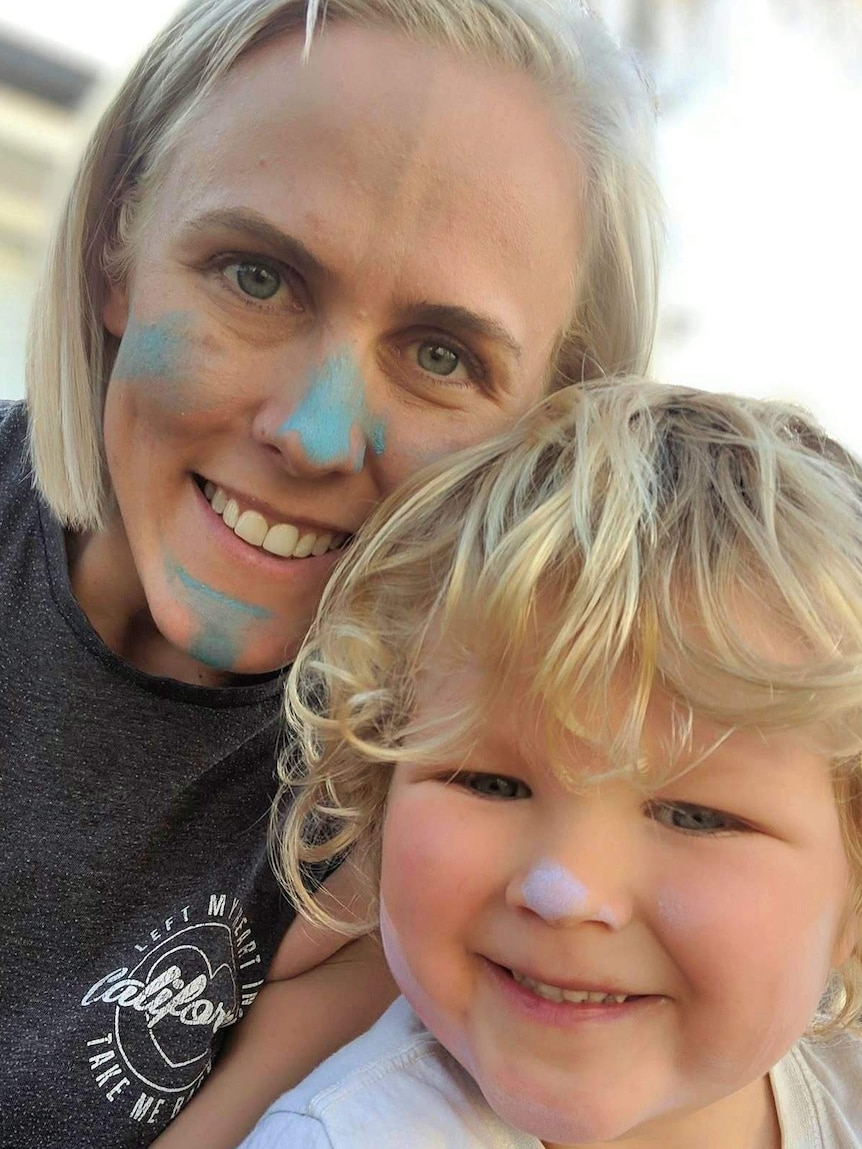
280, 353, 388, 466
280, 354, 362, 465
522, 860, 588, 921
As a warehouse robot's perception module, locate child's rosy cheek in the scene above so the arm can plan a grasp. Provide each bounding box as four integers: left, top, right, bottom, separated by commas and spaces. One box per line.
657, 888, 691, 929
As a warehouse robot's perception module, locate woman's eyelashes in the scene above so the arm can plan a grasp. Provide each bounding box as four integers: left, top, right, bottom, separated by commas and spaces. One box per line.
647, 800, 751, 837
205, 254, 492, 392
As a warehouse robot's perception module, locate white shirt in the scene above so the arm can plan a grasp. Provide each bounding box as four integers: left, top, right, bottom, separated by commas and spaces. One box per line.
238, 998, 862, 1149
772, 1034, 862, 1148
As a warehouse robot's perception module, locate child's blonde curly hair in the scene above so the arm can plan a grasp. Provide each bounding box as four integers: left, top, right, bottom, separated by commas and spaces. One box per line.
275, 378, 862, 1036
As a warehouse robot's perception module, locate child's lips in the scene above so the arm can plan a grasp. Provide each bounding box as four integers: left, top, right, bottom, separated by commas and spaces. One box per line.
483, 957, 664, 1008
484, 960, 667, 1028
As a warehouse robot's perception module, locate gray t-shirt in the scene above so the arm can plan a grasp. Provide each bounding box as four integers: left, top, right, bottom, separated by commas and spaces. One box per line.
0, 402, 296, 1147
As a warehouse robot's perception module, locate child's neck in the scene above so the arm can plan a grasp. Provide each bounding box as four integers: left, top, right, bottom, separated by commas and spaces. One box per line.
543, 1071, 781, 1149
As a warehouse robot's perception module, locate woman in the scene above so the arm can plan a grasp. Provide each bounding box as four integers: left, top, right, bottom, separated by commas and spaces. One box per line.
0, 0, 661, 1145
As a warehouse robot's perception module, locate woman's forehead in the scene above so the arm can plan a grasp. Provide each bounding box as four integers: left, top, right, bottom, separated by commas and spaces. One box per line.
141, 22, 583, 370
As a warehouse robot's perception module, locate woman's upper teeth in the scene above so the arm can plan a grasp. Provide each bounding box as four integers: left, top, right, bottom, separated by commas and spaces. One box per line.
511, 970, 629, 1005
204, 482, 345, 559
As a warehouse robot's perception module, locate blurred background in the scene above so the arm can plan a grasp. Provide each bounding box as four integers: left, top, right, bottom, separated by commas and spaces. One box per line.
0, 0, 860, 446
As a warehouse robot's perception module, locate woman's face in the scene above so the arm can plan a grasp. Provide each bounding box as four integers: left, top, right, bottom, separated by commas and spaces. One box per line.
99, 24, 581, 680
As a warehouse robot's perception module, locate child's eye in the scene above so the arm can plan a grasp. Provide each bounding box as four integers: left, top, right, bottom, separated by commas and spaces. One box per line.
458, 772, 531, 800
648, 801, 747, 836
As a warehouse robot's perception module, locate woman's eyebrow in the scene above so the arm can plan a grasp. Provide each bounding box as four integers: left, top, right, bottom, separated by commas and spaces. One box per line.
181, 206, 329, 280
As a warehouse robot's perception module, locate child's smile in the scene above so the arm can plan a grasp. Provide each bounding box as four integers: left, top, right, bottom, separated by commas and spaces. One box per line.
380, 649, 856, 1147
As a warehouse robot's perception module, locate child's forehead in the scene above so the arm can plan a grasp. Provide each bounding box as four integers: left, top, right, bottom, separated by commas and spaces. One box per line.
413, 643, 638, 772
412, 637, 832, 790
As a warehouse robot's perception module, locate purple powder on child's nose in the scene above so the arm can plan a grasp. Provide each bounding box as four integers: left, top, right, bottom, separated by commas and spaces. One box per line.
521, 860, 588, 920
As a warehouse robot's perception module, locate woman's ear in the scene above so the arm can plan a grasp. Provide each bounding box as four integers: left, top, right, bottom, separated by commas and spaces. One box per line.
103, 282, 129, 338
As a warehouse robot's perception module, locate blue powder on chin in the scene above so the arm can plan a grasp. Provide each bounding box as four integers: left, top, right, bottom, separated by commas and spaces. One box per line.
168, 562, 272, 672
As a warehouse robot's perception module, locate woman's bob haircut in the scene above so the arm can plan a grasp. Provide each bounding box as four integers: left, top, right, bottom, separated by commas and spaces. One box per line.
26, 0, 661, 530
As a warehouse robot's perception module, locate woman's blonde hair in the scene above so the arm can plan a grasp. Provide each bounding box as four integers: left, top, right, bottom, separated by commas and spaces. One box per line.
278, 378, 862, 1035
26, 0, 661, 530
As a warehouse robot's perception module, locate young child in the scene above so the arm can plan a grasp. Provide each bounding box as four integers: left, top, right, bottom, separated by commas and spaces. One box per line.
242, 379, 862, 1149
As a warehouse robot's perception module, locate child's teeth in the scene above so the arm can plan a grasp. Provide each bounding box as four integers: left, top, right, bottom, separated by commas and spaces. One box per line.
511, 970, 629, 1005
204, 483, 347, 559
234, 510, 268, 547
263, 524, 300, 557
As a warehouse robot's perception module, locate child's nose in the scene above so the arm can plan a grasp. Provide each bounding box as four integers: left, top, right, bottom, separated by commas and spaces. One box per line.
508, 855, 632, 931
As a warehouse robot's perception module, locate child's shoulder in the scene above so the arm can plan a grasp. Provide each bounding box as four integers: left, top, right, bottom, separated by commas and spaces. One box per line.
238, 997, 539, 1149
771, 1033, 862, 1148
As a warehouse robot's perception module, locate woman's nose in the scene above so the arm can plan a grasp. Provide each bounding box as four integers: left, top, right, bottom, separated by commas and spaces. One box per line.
253, 352, 384, 478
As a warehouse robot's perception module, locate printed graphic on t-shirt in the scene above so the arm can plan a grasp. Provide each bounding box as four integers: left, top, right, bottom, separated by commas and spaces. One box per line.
81, 892, 265, 1129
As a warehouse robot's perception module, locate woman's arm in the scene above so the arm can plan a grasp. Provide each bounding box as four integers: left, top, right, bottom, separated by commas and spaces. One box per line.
150, 863, 396, 1149
151, 933, 396, 1148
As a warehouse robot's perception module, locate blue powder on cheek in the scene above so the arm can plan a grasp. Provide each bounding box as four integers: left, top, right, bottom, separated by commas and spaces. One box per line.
112, 312, 193, 382
168, 563, 272, 671
280, 353, 388, 464
369, 419, 387, 457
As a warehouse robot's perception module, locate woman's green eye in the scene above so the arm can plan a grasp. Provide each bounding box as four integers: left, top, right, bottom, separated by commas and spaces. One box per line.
231, 262, 282, 300
417, 342, 461, 376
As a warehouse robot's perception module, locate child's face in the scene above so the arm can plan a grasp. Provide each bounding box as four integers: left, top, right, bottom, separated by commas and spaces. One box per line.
379, 658, 857, 1146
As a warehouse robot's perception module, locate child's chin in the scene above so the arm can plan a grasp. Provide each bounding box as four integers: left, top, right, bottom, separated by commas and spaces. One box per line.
480, 1077, 631, 1145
